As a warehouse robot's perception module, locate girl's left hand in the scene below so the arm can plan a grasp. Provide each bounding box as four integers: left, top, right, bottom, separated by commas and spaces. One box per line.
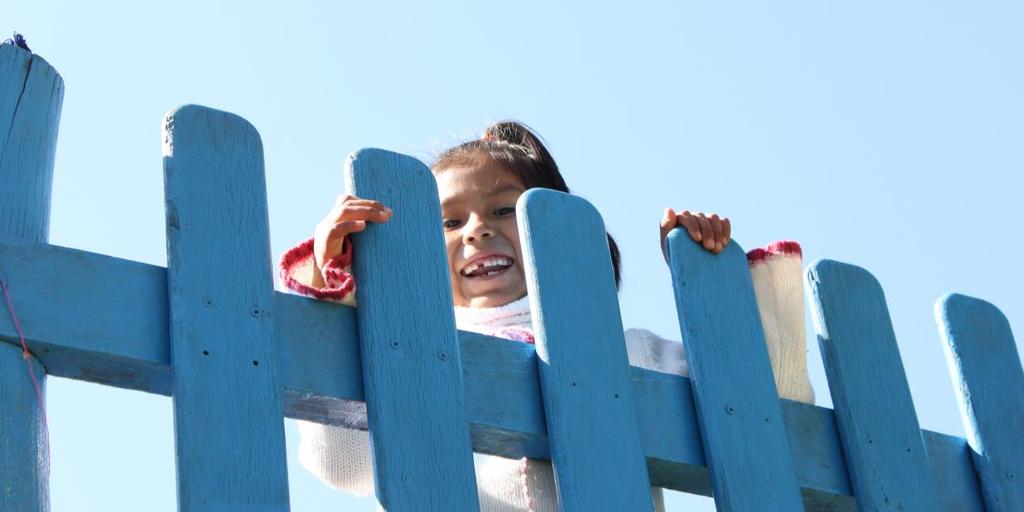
660, 208, 731, 255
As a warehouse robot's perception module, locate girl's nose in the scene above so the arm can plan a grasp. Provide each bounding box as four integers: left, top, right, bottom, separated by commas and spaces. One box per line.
463, 216, 494, 243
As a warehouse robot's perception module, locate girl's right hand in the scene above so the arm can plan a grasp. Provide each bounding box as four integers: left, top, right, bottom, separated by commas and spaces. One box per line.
660, 208, 731, 256
314, 194, 393, 272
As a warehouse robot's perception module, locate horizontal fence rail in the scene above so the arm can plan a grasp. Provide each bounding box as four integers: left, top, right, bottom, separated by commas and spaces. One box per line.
0, 237, 1004, 511
2, 42, 1021, 512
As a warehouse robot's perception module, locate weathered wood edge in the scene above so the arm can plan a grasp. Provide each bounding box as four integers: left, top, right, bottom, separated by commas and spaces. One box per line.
665, 230, 804, 510
0, 42, 64, 512
519, 189, 655, 509
807, 259, 944, 510
0, 238, 986, 510
162, 104, 290, 509
345, 148, 480, 510
936, 293, 1023, 511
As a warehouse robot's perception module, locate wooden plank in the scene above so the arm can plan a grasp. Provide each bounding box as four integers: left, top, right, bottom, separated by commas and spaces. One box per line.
162, 105, 289, 511
924, 429, 988, 512
937, 293, 1023, 511
345, 148, 479, 511
0, 342, 49, 511
0, 238, 171, 393
665, 229, 804, 511
518, 189, 654, 510
806, 259, 941, 510
0, 45, 63, 243
0, 43, 63, 512
0, 239, 990, 510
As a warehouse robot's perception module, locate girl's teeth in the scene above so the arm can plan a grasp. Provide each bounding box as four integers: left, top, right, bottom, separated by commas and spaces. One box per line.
463, 257, 513, 276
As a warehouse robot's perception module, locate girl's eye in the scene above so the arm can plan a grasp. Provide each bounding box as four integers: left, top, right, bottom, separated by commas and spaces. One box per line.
442, 219, 462, 229
494, 207, 515, 216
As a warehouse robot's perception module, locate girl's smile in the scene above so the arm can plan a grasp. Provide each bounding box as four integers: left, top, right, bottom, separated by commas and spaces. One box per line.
436, 160, 527, 308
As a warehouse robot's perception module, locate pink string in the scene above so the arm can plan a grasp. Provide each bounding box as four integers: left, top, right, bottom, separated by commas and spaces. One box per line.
0, 277, 51, 479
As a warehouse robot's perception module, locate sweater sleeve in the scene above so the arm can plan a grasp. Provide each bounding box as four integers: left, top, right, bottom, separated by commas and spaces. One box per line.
475, 455, 667, 512
279, 237, 357, 305
282, 238, 373, 495
624, 240, 815, 405
296, 421, 376, 497
746, 241, 815, 404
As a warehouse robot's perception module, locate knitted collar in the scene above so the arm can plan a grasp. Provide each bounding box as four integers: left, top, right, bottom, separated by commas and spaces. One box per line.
453, 295, 532, 335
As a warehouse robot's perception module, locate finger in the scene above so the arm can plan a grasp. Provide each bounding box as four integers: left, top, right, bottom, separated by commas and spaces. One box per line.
335, 194, 392, 214
661, 208, 675, 229
341, 198, 391, 213
329, 220, 367, 237
695, 214, 716, 251
677, 211, 702, 242
659, 208, 677, 261
339, 205, 393, 223
710, 214, 724, 253
660, 207, 675, 243
722, 217, 731, 246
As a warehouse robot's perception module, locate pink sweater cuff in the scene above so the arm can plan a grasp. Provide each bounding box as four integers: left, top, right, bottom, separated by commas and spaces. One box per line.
746, 240, 801, 266
279, 237, 356, 302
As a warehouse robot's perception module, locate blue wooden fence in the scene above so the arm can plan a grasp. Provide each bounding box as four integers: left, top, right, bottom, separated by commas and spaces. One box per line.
1, 43, 1021, 511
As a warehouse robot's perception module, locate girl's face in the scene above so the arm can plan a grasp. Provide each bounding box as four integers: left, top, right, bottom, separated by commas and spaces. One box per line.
436, 160, 528, 308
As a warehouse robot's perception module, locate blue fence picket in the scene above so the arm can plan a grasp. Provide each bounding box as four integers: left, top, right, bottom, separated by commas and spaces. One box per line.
806, 260, 940, 510
518, 190, 654, 511
0, 45, 63, 243
936, 293, 1023, 511
0, 43, 63, 512
162, 105, 289, 511
0, 342, 49, 511
664, 230, 804, 511
346, 149, 479, 511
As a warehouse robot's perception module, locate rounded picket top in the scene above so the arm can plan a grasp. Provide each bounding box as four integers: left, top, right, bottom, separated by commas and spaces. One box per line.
936, 293, 1013, 335
664, 227, 747, 272
805, 259, 884, 295
344, 147, 435, 198
516, 187, 604, 230
516, 188, 614, 294
805, 259, 892, 334
161, 104, 263, 158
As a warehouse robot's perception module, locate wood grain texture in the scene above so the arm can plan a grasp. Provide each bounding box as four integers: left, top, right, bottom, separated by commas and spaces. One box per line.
0, 239, 992, 510
162, 105, 289, 511
0, 43, 62, 512
0, 342, 49, 512
665, 229, 805, 511
0, 239, 171, 392
0, 45, 63, 243
345, 148, 479, 511
518, 189, 654, 511
937, 293, 1023, 511
806, 259, 941, 511
924, 429, 987, 512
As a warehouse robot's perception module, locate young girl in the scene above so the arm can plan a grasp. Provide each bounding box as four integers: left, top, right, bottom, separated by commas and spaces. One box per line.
280, 121, 815, 511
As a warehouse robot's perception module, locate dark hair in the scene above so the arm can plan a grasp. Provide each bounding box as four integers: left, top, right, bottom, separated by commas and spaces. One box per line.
432, 121, 622, 288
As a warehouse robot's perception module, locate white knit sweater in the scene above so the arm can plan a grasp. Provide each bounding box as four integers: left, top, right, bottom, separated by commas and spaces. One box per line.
288, 242, 815, 510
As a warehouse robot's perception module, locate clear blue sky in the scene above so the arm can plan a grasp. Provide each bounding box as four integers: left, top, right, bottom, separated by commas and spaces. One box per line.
8, 1, 1023, 510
